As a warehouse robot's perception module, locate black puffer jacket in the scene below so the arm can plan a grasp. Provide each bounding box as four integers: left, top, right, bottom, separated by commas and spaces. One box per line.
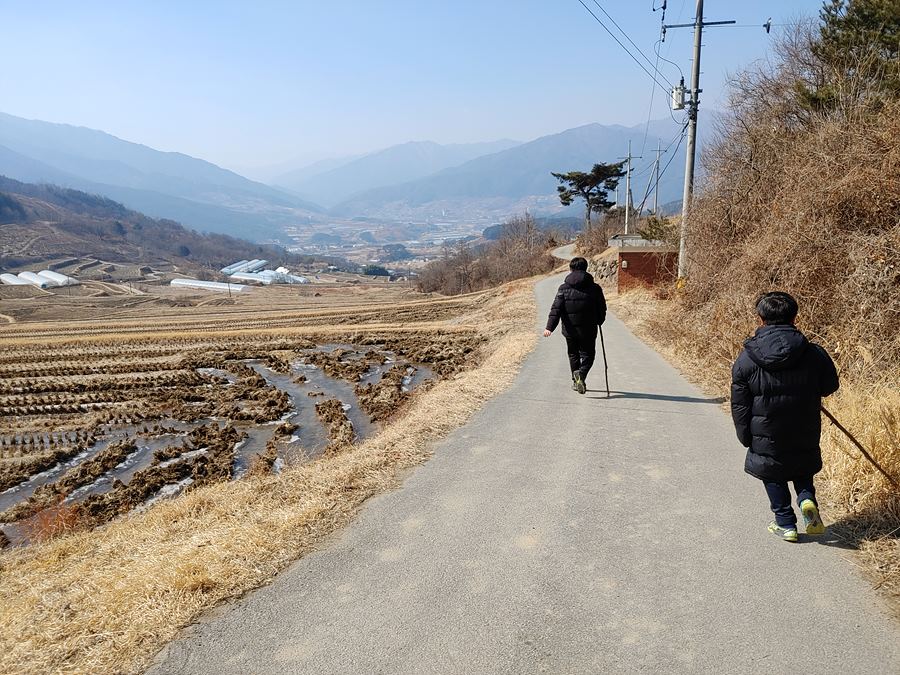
545, 270, 607, 338
731, 324, 839, 482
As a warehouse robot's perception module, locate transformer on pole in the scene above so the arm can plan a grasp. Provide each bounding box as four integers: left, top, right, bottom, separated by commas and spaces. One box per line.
663, 0, 734, 279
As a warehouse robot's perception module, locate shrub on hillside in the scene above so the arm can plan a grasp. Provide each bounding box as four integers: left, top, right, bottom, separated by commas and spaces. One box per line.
417, 214, 558, 295
681, 17, 900, 371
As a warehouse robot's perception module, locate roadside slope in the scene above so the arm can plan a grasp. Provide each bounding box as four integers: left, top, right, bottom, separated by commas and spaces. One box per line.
152, 274, 900, 674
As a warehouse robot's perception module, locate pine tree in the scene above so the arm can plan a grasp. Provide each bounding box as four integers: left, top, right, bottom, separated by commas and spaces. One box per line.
551, 162, 625, 231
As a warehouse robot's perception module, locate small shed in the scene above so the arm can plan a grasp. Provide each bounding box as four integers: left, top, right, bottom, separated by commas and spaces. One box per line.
607, 234, 677, 293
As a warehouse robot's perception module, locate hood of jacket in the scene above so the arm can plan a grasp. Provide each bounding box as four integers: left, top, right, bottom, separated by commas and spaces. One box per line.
564, 270, 594, 290
744, 324, 809, 371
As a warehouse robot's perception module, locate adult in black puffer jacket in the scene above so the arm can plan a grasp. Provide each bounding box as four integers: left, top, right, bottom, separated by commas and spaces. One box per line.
543, 257, 606, 394
731, 291, 839, 542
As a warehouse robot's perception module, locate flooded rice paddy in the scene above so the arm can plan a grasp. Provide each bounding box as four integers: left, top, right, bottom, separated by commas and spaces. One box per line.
0, 341, 438, 547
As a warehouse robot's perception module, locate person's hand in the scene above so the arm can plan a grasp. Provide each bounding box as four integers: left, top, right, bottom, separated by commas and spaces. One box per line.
542, 329, 551, 337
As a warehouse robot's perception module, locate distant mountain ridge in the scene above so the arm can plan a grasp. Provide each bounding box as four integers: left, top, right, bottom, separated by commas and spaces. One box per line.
332, 120, 698, 219
0, 112, 322, 241
0, 175, 287, 270
274, 139, 521, 207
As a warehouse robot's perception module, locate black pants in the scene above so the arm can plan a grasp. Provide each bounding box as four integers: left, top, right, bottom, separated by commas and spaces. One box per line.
763, 477, 817, 528
565, 333, 596, 381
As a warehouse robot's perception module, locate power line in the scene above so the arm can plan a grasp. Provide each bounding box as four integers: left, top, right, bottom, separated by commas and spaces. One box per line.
634, 118, 686, 179
642, 2, 686, 155
574, 0, 671, 95
654, 37, 684, 82
639, 40, 663, 158
590, 0, 661, 76
636, 121, 688, 214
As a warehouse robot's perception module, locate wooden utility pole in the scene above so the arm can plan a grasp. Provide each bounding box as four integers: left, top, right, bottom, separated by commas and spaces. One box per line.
623, 140, 641, 235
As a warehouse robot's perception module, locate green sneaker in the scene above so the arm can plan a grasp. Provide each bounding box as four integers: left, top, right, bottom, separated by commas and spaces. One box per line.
768, 522, 799, 542
800, 499, 825, 535
571, 373, 579, 391
573, 373, 586, 395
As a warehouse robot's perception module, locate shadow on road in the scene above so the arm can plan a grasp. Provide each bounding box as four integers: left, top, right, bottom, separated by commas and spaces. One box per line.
585, 390, 726, 405
813, 502, 899, 552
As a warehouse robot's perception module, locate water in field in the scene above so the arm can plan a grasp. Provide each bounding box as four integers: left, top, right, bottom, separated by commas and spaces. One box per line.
0, 345, 433, 547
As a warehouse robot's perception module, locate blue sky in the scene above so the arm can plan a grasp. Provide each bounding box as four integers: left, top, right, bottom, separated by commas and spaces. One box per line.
1, 1, 825, 172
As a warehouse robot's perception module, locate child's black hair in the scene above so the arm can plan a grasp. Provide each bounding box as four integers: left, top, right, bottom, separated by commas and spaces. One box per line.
569, 257, 588, 272
756, 291, 799, 325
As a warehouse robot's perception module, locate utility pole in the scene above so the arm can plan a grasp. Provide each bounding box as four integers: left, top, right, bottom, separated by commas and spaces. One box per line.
622, 140, 641, 235
653, 139, 661, 214
664, 0, 734, 279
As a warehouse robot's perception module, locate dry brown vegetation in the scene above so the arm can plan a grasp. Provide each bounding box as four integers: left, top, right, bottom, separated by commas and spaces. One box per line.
605, 12, 900, 612
0, 278, 538, 673
417, 213, 560, 294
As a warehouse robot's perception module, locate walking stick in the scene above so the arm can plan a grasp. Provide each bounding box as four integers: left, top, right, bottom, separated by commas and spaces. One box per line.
599, 327, 610, 398
822, 406, 899, 490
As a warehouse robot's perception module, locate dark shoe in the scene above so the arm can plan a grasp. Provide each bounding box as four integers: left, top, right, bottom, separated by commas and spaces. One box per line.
574, 373, 586, 395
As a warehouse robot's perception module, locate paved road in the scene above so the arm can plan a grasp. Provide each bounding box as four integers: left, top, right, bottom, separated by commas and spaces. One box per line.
152, 273, 900, 674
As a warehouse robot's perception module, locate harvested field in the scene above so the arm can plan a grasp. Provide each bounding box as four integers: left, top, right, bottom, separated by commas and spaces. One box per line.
0, 284, 486, 546
0, 278, 538, 673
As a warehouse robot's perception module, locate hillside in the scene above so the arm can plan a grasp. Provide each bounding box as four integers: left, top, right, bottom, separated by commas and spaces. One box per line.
0, 113, 322, 241
0, 176, 287, 270
331, 120, 695, 218
274, 139, 521, 207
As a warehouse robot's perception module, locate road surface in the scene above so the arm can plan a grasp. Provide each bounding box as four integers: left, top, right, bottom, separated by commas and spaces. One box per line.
151, 270, 900, 674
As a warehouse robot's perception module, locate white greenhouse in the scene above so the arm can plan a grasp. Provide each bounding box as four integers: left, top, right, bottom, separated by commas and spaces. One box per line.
0, 273, 31, 286
17, 272, 51, 288
37, 270, 80, 287
220, 260, 249, 275
170, 279, 250, 293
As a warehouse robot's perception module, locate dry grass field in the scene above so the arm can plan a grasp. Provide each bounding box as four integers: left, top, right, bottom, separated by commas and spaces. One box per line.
0, 279, 538, 673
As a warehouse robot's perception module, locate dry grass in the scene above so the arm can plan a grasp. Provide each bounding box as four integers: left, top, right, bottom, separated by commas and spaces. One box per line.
0, 279, 538, 674
610, 289, 900, 612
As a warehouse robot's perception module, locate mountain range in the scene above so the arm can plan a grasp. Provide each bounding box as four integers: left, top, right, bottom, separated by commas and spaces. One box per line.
273, 139, 521, 208
0, 112, 320, 241
329, 119, 693, 220
0, 111, 705, 242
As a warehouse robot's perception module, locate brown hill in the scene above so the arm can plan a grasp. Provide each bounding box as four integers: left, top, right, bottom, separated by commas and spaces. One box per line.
0, 176, 286, 271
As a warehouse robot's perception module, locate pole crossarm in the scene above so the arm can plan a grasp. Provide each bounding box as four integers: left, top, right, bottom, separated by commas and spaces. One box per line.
663, 20, 735, 29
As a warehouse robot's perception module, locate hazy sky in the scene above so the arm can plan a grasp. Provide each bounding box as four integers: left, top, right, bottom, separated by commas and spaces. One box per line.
1, 1, 824, 173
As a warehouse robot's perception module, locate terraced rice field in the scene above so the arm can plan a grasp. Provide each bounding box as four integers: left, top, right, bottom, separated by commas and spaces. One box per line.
0, 285, 484, 547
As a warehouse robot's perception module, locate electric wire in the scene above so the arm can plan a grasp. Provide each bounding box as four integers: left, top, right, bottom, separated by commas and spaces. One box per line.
638, 39, 663, 158
636, 121, 688, 214
574, 0, 671, 95
589, 0, 662, 75
654, 37, 684, 82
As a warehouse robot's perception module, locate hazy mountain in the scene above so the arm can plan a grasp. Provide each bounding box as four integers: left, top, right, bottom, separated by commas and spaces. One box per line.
261, 154, 362, 186
0, 112, 322, 241
0, 175, 291, 270
332, 119, 701, 219
275, 139, 521, 207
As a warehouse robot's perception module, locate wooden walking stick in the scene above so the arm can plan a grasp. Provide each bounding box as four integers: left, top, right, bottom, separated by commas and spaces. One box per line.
822, 406, 899, 490
599, 327, 610, 398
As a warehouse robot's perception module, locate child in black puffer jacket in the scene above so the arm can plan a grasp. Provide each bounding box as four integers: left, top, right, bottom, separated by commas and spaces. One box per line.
731, 292, 839, 542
